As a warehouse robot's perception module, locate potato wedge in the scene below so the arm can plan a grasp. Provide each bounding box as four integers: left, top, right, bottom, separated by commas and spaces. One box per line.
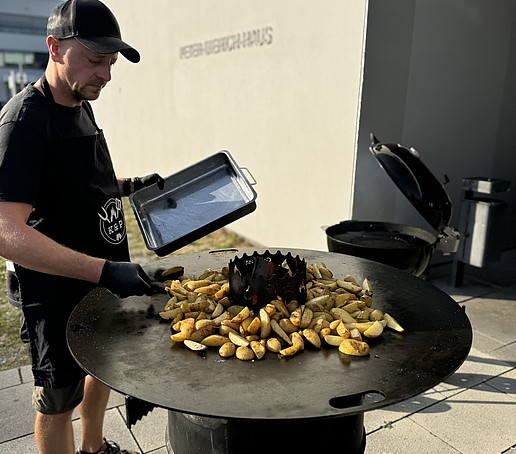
329, 319, 341, 331
183, 279, 211, 291
270, 299, 290, 318
212, 311, 230, 326
362, 277, 373, 295
302, 328, 321, 349
266, 337, 282, 353
290, 306, 303, 327
299, 306, 313, 329
178, 318, 195, 336
270, 319, 292, 345
211, 302, 224, 319
195, 319, 213, 330
201, 334, 230, 347
383, 313, 405, 332
363, 320, 384, 338
259, 308, 271, 338
170, 332, 188, 342
306, 294, 331, 307
231, 306, 251, 324
279, 318, 298, 334
246, 316, 262, 335
319, 327, 331, 338
250, 340, 266, 359
344, 321, 374, 333
336, 280, 362, 294
338, 338, 370, 356
239, 316, 253, 335
369, 309, 384, 321
194, 283, 221, 295
340, 300, 360, 313
349, 327, 362, 340
184, 339, 207, 351
221, 319, 241, 331
336, 321, 351, 338
228, 330, 250, 347
279, 332, 304, 358
219, 341, 236, 358
159, 307, 183, 320
236, 346, 255, 361
214, 282, 230, 299
323, 334, 346, 347
331, 307, 357, 324
189, 326, 213, 342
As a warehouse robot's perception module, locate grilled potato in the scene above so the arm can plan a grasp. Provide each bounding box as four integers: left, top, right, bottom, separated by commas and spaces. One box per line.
236, 346, 255, 361
338, 339, 370, 356
219, 342, 236, 358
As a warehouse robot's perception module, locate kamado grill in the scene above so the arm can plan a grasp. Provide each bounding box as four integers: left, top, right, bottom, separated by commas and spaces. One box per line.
326, 134, 460, 277
67, 247, 472, 454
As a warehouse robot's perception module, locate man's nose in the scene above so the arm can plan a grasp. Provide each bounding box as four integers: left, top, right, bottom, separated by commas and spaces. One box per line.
97, 63, 112, 82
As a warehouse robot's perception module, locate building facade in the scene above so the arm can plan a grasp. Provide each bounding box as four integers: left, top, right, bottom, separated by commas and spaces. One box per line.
0, 0, 58, 108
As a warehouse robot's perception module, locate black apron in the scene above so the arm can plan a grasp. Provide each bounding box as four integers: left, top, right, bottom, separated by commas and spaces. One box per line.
8, 75, 130, 387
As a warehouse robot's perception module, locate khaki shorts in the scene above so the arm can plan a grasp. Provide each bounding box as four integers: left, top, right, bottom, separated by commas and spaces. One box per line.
32, 378, 85, 414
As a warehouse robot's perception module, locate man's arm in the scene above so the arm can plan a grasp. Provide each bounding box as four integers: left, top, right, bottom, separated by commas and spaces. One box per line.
0, 200, 105, 283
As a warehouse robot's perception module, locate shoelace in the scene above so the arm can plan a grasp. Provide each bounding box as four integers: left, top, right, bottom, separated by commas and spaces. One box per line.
77, 438, 129, 454
100, 439, 125, 454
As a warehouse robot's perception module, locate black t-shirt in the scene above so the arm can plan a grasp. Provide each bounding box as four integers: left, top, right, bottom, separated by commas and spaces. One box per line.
0, 83, 130, 304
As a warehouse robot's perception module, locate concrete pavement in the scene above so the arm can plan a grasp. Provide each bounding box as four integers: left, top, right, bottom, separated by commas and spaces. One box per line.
1, 250, 515, 453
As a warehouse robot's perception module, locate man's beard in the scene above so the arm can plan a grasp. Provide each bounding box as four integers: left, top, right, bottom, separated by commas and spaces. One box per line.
71, 83, 104, 102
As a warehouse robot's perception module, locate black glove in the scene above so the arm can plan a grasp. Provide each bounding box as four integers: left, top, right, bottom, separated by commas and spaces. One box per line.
133, 173, 165, 191
99, 261, 166, 298
123, 174, 165, 196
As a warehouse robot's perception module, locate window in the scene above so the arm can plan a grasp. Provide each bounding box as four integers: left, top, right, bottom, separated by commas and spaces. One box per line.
0, 13, 47, 36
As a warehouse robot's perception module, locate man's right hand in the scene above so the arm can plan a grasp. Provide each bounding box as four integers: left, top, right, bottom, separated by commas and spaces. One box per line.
99, 260, 166, 298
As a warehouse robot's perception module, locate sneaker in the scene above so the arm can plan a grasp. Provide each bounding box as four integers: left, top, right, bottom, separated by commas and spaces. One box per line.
77, 438, 139, 454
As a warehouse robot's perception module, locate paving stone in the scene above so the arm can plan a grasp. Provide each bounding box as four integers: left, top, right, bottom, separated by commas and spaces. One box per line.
0, 368, 21, 389
365, 417, 458, 453
460, 289, 516, 345
435, 347, 513, 397
129, 406, 168, 453
0, 381, 34, 442
430, 276, 499, 302
409, 381, 516, 454
486, 367, 516, 397
107, 390, 127, 409
365, 387, 447, 433
0, 433, 38, 454
489, 341, 516, 365
472, 329, 507, 356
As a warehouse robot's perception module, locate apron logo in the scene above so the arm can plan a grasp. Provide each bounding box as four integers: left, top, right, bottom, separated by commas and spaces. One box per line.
98, 198, 127, 245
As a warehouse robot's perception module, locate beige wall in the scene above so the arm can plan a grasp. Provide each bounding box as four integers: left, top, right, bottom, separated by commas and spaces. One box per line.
95, 0, 368, 251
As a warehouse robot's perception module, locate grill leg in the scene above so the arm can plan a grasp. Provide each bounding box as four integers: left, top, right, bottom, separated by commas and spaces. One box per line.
451, 259, 465, 287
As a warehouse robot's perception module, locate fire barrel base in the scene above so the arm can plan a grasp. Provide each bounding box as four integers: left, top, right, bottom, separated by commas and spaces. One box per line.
166, 411, 366, 454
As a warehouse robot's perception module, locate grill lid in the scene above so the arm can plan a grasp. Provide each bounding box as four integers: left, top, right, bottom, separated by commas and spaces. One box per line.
369, 133, 459, 253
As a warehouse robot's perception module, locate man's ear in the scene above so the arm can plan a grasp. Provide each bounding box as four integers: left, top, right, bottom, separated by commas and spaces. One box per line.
47, 36, 61, 62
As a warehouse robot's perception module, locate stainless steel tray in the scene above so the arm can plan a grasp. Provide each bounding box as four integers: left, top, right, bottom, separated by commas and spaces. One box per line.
129, 151, 257, 256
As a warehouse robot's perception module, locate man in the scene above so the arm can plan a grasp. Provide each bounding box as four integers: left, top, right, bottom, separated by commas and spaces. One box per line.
0, 1, 164, 453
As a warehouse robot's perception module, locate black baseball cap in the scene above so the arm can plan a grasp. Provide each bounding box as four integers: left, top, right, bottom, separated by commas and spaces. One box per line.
47, 0, 140, 63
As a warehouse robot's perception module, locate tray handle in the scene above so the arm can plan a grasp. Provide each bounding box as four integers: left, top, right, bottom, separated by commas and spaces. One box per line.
239, 167, 257, 185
